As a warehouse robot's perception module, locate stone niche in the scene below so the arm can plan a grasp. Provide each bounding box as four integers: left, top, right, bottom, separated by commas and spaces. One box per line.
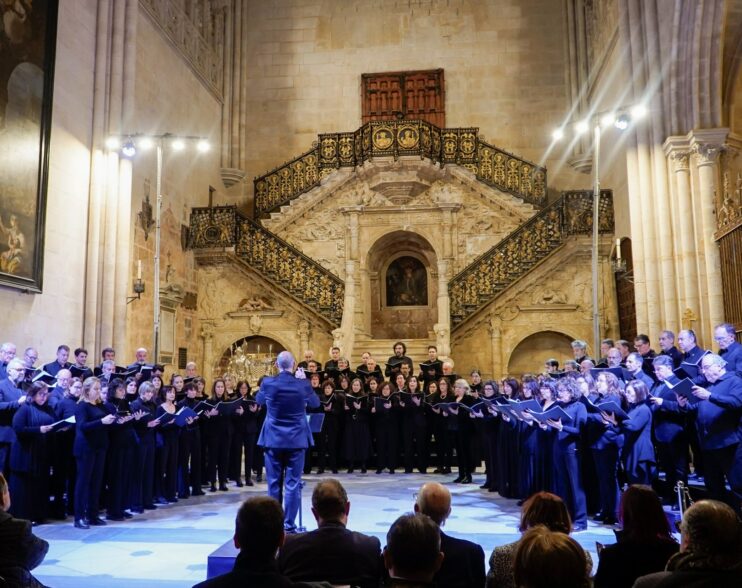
366, 230, 437, 339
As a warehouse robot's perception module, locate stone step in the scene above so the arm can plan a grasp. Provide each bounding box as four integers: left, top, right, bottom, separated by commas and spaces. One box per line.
351, 337, 436, 369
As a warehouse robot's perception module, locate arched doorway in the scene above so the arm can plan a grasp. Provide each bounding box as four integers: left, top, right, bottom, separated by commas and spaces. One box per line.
366, 230, 438, 339
216, 335, 287, 386
507, 330, 575, 377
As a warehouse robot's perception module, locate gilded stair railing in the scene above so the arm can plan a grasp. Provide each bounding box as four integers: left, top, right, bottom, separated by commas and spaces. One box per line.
189, 206, 345, 327
253, 119, 547, 218
449, 190, 614, 327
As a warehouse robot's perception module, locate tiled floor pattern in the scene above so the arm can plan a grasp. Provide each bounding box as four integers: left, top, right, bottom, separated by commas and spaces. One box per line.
33, 472, 618, 587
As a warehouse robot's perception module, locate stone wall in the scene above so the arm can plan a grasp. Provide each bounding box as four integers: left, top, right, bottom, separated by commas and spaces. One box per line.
124, 11, 225, 369
241, 0, 583, 199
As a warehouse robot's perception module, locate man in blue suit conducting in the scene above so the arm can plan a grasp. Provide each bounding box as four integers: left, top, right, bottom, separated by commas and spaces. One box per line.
257, 351, 320, 532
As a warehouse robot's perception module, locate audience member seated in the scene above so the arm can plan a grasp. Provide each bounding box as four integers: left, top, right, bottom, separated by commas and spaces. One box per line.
593, 485, 678, 588
383, 513, 444, 588
634, 499, 742, 588
514, 526, 590, 588
277, 479, 383, 587
414, 482, 485, 587
0, 473, 49, 588
486, 491, 592, 588
193, 496, 331, 588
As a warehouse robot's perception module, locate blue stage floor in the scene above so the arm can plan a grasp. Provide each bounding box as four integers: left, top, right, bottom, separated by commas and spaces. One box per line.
33, 471, 620, 587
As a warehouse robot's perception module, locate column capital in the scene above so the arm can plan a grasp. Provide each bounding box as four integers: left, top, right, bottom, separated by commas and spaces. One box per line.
689, 128, 729, 167
662, 135, 692, 171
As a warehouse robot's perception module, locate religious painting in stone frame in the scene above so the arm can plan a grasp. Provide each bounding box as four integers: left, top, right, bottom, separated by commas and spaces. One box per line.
385, 255, 428, 307
0, 0, 58, 292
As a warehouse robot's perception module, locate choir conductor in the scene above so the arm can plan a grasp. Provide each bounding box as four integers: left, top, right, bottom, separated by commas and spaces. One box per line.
256, 351, 320, 532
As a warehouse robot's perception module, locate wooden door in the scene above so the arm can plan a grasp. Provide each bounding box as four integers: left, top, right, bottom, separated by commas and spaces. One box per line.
362, 69, 445, 127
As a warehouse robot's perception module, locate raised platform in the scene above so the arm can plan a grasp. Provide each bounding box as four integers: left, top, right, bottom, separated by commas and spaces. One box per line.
31, 470, 627, 587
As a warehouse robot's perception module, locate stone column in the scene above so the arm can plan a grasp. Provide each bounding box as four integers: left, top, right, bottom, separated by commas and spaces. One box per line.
297, 320, 310, 356
488, 316, 502, 378
201, 323, 214, 380
691, 129, 728, 339
338, 208, 362, 359
663, 138, 699, 328
434, 258, 451, 357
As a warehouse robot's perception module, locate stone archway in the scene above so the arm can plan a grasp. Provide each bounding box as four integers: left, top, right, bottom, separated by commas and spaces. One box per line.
365, 230, 438, 339
507, 330, 575, 377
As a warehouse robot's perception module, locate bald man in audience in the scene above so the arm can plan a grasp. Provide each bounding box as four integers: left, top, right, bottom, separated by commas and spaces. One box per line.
414, 482, 485, 587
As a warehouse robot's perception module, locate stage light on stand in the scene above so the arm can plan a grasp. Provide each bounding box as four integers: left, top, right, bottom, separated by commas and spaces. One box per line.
196, 140, 210, 153
121, 139, 137, 158
105, 136, 120, 150
575, 120, 590, 135
138, 136, 154, 150
171, 138, 185, 151
552, 128, 565, 141
614, 114, 630, 130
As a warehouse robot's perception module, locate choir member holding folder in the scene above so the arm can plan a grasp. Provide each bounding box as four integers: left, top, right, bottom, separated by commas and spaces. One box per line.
129, 381, 159, 513
9, 382, 56, 524
548, 379, 588, 530
154, 386, 180, 504
342, 378, 371, 473
602, 380, 656, 485
229, 381, 258, 487
372, 380, 400, 473
430, 378, 454, 474
450, 379, 476, 484
316, 379, 341, 474
105, 379, 137, 521
203, 379, 232, 492
400, 375, 427, 474
73, 377, 117, 529
177, 382, 204, 497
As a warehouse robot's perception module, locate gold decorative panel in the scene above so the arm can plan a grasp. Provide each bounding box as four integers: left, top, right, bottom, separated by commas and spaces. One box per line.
253, 119, 547, 218
449, 190, 614, 328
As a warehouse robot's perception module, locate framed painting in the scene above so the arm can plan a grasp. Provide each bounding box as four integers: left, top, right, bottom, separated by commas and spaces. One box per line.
385, 255, 428, 307
0, 0, 58, 292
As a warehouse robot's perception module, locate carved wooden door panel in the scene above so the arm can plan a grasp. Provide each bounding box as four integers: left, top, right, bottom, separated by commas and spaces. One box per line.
615, 238, 637, 341
362, 69, 445, 127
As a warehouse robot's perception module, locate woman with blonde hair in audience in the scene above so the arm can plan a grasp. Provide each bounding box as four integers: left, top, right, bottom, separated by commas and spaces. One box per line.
486, 491, 593, 587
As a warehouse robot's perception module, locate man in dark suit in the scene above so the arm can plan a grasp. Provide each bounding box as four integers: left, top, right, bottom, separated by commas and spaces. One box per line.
257, 351, 320, 533
0, 359, 27, 474
278, 479, 383, 587
0, 473, 49, 588
193, 496, 329, 588
42, 345, 72, 377
716, 323, 742, 375
414, 482, 485, 587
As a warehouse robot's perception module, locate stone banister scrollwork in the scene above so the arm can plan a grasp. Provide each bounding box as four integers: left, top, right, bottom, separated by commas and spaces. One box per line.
253, 119, 547, 218
140, 0, 224, 99
448, 190, 614, 328
189, 206, 344, 327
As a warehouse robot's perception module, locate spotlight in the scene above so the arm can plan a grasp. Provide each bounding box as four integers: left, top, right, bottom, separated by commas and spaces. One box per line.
552, 128, 565, 141
600, 113, 616, 128
138, 136, 154, 150
121, 139, 137, 158
575, 120, 590, 135
105, 136, 120, 150
630, 104, 648, 119
171, 139, 185, 151
196, 140, 210, 153
614, 114, 630, 130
